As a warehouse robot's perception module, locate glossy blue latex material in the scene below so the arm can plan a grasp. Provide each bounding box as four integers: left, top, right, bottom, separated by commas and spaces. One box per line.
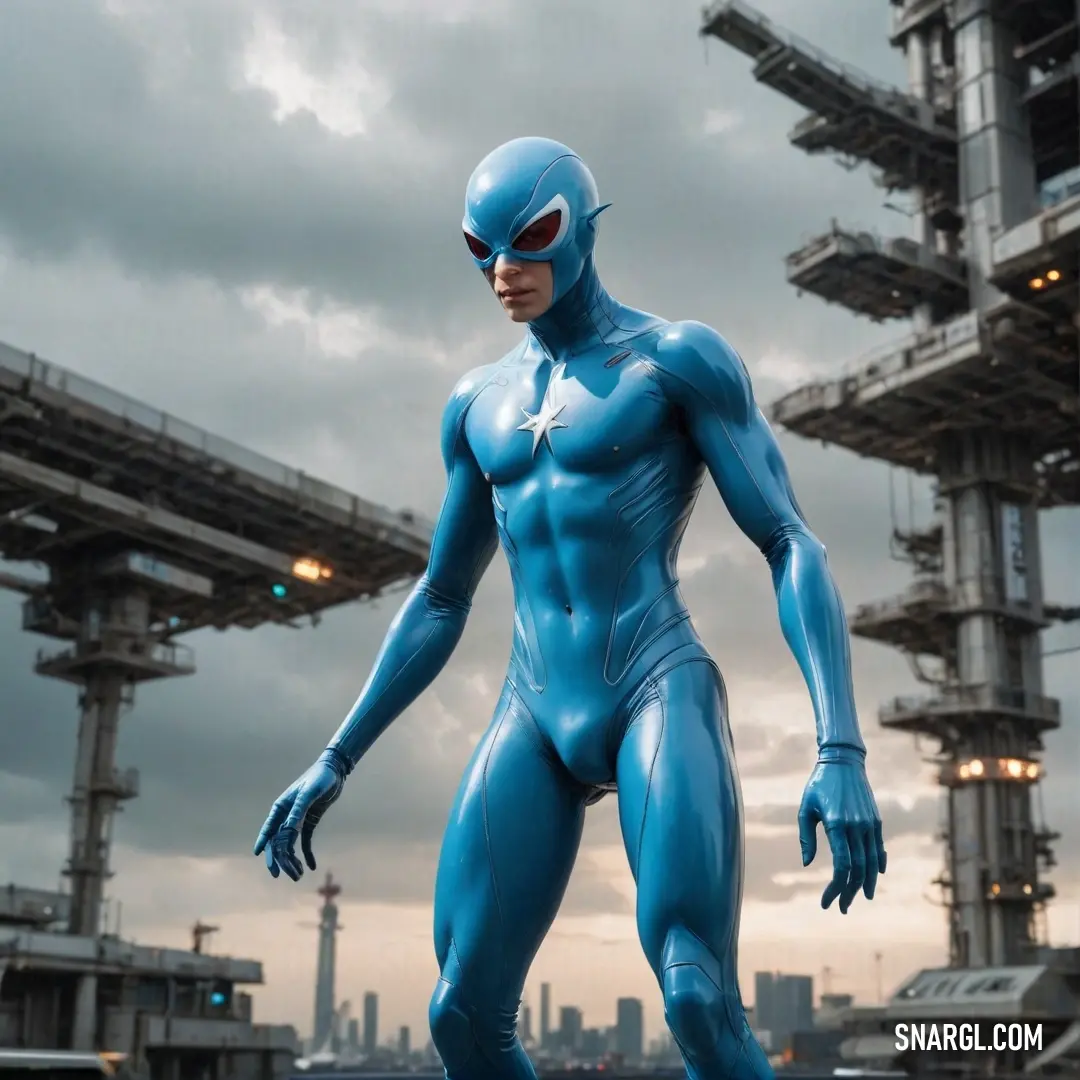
255, 138, 886, 1080
462, 137, 608, 304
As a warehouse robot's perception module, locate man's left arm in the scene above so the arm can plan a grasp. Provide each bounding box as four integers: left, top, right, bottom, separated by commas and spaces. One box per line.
652, 321, 886, 911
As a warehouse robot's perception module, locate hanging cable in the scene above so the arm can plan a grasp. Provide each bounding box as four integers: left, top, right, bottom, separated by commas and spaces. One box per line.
1043, 643, 1080, 659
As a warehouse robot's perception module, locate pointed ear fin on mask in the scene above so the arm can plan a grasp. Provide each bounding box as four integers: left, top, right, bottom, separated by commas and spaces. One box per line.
586, 203, 612, 225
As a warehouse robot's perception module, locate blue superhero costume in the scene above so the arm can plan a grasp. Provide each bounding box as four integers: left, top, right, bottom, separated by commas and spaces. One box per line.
255, 138, 887, 1080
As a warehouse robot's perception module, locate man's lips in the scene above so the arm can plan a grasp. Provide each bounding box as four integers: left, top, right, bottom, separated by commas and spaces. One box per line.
499, 287, 533, 300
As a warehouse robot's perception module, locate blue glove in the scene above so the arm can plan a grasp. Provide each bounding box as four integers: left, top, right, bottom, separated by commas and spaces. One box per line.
253, 748, 350, 881
797, 746, 887, 914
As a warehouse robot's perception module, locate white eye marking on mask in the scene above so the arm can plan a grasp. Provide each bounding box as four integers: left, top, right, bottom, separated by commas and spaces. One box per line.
511, 194, 570, 254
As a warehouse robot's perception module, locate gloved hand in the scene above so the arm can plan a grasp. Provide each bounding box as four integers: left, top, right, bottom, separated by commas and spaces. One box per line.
254, 748, 349, 881
797, 746, 887, 914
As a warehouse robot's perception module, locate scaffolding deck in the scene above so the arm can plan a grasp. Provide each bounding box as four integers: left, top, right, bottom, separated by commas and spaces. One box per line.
701, 0, 957, 196
850, 577, 1055, 662
0, 341, 431, 632
992, 191, 1080, 297
786, 225, 968, 322
768, 311, 1079, 506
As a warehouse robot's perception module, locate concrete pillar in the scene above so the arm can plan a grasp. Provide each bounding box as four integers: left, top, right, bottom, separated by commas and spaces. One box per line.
67, 590, 150, 937
71, 974, 98, 1050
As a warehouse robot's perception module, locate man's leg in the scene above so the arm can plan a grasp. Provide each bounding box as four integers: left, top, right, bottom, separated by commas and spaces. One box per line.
430, 683, 586, 1080
616, 660, 773, 1080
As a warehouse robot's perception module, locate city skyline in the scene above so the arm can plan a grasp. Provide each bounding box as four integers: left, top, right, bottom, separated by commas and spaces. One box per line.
0, 0, 1077, 1054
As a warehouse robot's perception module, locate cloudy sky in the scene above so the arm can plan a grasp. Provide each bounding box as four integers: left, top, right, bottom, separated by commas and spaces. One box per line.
0, 0, 1077, 1048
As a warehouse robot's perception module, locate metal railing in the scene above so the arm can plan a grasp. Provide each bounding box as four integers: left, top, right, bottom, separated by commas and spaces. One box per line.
35, 639, 196, 673
882, 685, 1061, 726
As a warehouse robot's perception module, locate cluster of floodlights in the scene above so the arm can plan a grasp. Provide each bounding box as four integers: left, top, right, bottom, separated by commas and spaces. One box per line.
988, 882, 1040, 899
1028, 268, 1062, 289
954, 757, 1042, 782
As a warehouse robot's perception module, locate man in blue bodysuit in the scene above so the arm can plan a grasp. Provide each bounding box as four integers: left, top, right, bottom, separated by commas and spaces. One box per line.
255, 138, 887, 1080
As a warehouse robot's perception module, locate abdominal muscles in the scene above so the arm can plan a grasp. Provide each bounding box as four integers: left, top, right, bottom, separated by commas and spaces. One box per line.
493, 451, 704, 699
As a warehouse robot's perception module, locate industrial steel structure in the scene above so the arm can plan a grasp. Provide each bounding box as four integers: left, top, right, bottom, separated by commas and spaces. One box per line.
702, 0, 1078, 1071
0, 339, 431, 1076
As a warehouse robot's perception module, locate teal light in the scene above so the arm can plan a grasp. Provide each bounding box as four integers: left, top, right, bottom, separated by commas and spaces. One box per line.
271, 583, 287, 598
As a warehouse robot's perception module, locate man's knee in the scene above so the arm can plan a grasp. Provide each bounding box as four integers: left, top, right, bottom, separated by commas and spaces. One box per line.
429, 977, 519, 1071
663, 963, 744, 1052
429, 979, 477, 1072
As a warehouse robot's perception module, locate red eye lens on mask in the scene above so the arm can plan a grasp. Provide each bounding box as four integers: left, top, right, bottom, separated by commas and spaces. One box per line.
511, 210, 562, 252
464, 232, 492, 260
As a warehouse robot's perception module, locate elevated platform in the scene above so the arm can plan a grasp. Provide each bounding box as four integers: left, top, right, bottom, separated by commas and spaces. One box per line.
879, 684, 1061, 737
1025, 54, 1080, 183
0, 340, 431, 634
991, 192, 1080, 314
34, 639, 196, 683
0, 885, 68, 929
888, 964, 1077, 1021
786, 226, 968, 322
0, 926, 264, 983
700, 1, 958, 196
0, 926, 298, 1071
768, 312, 1078, 506
849, 577, 1050, 661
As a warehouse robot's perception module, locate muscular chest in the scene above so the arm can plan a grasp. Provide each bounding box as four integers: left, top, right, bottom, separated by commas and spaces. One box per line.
467, 349, 673, 483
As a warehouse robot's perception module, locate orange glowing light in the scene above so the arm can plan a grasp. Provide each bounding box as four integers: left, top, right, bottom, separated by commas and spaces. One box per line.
292, 558, 333, 583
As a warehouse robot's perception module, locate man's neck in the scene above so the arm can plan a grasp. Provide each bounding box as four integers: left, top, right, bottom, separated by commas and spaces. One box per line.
527, 257, 620, 357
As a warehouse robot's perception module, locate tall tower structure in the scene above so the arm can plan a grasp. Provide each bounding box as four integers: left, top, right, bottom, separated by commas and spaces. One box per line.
702, 1, 1078, 969
363, 991, 378, 1056
31, 569, 197, 937
313, 873, 343, 1052
540, 982, 551, 1048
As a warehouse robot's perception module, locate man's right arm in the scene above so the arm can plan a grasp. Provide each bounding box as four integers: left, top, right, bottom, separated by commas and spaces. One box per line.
325, 368, 497, 769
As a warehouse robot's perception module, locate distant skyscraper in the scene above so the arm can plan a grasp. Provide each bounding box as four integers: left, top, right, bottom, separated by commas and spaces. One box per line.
346, 1018, 360, 1053
615, 997, 644, 1061
540, 983, 551, 1047
363, 991, 378, 1055
312, 873, 342, 1051
580, 1028, 605, 1059
558, 1006, 583, 1052
518, 1004, 533, 1045
753, 972, 813, 1050
754, 971, 774, 1035
398, 1026, 411, 1057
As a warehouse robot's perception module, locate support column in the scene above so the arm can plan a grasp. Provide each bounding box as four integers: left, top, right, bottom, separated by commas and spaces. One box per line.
66, 591, 150, 938
907, 27, 935, 332
71, 973, 98, 1050
953, 0, 1037, 308
938, 429, 1051, 967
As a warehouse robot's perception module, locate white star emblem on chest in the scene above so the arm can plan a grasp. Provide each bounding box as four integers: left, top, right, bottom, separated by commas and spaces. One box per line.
517, 369, 568, 457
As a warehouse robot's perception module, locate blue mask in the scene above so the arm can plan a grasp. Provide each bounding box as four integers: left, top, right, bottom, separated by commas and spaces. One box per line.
462, 137, 610, 305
